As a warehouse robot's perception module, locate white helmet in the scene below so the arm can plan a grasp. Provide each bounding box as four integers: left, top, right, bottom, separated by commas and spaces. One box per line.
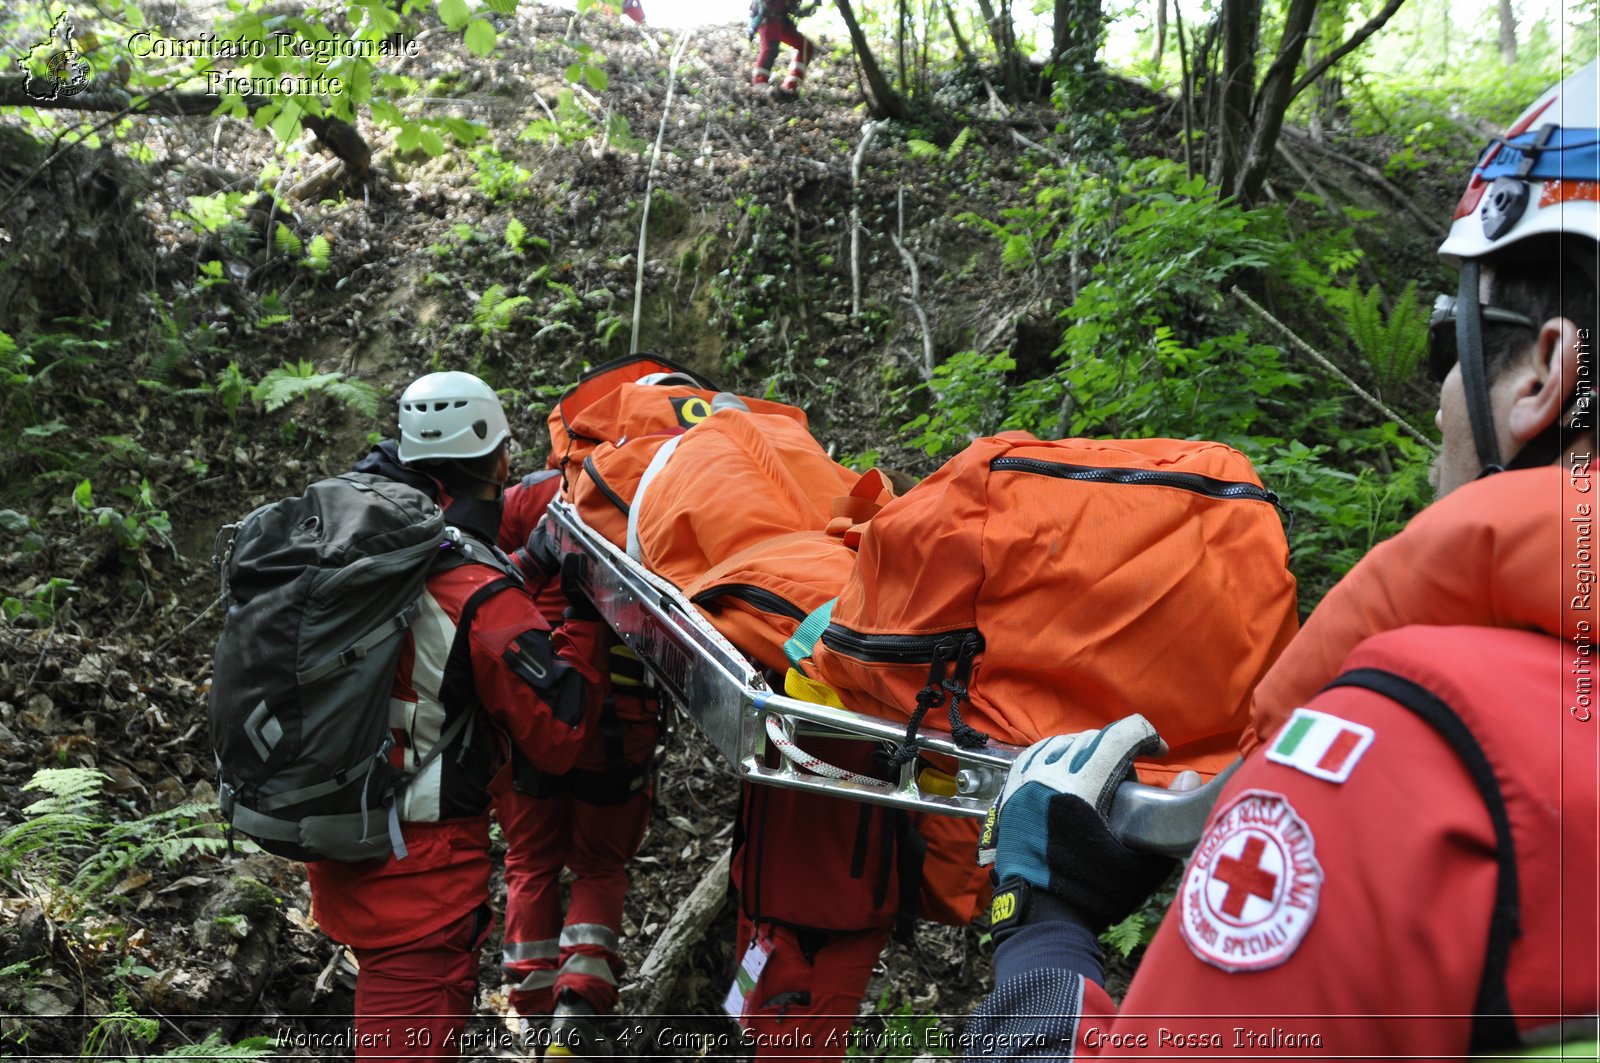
1440, 59, 1600, 262
1434, 61, 1599, 477
397, 371, 510, 463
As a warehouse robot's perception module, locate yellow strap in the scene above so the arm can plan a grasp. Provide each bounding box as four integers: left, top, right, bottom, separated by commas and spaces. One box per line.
783, 667, 847, 709
781, 669, 958, 796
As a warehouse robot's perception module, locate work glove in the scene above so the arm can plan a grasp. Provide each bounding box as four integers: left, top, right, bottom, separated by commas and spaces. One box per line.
559, 552, 604, 623
515, 521, 562, 580
977, 714, 1175, 931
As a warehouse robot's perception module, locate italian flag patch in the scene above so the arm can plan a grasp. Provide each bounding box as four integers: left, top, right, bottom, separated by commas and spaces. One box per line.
1265, 708, 1374, 784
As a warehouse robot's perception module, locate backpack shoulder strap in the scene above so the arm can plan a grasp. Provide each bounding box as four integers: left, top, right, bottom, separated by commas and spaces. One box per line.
1323, 667, 1520, 1051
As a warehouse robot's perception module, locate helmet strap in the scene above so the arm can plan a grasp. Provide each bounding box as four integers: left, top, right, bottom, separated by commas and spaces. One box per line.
1456, 260, 1507, 477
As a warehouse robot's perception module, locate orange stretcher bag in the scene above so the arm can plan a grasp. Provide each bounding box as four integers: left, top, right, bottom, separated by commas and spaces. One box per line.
683, 532, 860, 677
569, 403, 866, 587
545, 353, 716, 478
547, 355, 808, 490
804, 433, 1300, 784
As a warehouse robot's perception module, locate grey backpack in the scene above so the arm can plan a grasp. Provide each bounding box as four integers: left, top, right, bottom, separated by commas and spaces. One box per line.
209, 472, 503, 862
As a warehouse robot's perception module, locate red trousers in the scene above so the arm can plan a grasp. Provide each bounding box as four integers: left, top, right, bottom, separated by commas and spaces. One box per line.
732, 914, 892, 1060
350, 905, 491, 1059
753, 19, 815, 87
496, 784, 651, 1015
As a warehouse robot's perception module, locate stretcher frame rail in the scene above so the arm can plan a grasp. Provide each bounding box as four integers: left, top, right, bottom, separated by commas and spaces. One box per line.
546, 501, 1231, 857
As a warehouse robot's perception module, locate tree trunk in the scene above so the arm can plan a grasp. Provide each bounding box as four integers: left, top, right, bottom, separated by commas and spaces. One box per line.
897, 0, 909, 94
1233, 0, 1412, 204
1052, 0, 1105, 73
942, 0, 980, 71
1209, 0, 1260, 194
1152, 0, 1168, 68
975, 0, 1023, 96
1497, 0, 1517, 64
834, 0, 916, 121
1230, 0, 1317, 204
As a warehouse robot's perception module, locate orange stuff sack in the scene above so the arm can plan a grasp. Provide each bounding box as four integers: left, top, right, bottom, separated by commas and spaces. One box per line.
683, 532, 859, 677
545, 354, 716, 478
806, 434, 1300, 784
632, 407, 862, 587
569, 404, 867, 583
550, 372, 809, 495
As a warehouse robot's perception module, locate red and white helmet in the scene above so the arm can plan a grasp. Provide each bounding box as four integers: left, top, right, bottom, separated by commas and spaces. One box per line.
397, 371, 510, 463
1440, 59, 1600, 263
1435, 60, 1599, 478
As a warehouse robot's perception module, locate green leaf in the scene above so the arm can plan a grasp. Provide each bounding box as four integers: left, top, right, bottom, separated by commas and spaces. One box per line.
273, 223, 303, 257
420, 129, 447, 156
437, 0, 471, 30
270, 100, 304, 143
583, 65, 608, 92
464, 18, 496, 56
72, 479, 93, 510
0, 510, 31, 534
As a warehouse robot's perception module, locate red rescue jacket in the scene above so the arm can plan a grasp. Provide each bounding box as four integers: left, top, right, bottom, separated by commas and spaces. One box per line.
307, 454, 602, 950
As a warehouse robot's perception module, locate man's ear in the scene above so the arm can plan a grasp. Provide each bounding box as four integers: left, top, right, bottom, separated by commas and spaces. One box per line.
1506, 317, 1585, 444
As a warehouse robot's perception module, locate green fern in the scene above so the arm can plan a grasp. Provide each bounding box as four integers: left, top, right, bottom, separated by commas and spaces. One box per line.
473, 283, 532, 336
272, 222, 302, 258
946, 126, 973, 162
905, 139, 941, 161
110, 1031, 276, 1061
304, 234, 332, 272
1340, 281, 1429, 399
0, 768, 106, 872
253, 360, 379, 417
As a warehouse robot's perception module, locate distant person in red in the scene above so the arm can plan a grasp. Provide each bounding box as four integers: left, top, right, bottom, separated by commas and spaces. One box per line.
597, 0, 644, 21
748, 0, 817, 93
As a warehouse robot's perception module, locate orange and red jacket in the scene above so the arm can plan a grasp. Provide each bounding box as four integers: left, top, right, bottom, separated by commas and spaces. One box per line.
969, 465, 1599, 1055
1243, 464, 1589, 751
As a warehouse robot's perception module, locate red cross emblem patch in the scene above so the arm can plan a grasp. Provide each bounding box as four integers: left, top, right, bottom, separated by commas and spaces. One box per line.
1179, 789, 1323, 973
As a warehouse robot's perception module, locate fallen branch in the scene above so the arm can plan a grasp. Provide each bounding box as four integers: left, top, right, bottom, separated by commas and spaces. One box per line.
1232, 286, 1437, 450
632, 847, 730, 1021
1277, 127, 1440, 237
631, 27, 694, 355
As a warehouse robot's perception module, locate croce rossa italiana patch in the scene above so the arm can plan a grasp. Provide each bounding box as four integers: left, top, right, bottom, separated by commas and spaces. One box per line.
1179, 789, 1324, 973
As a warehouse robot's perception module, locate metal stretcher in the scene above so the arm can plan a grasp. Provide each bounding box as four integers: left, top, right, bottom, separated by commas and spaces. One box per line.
547, 500, 1234, 857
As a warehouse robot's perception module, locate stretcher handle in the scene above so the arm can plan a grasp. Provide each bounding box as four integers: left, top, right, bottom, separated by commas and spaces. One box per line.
1108, 758, 1240, 857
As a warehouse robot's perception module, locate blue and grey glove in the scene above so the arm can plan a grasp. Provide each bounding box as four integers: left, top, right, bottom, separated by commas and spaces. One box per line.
978, 715, 1175, 932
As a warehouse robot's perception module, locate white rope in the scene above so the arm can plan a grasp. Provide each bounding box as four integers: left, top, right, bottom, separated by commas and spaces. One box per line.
763, 715, 880, 784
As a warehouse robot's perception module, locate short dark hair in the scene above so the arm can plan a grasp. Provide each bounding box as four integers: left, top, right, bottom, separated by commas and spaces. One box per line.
1482, 235, 1598, 382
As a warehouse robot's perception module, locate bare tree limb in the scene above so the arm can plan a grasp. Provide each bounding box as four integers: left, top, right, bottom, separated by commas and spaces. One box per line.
889, 187, 935, 381
1288, 0, 1409, 101
850, 119, 882, 319
1232, 286, 1436, 449
632, 848, 730, 1022
631, 28, 694, 355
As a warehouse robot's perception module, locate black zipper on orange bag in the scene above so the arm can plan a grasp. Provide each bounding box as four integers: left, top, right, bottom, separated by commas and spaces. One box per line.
819, 626, 984, 664
821, 627, 989, 760
689, 583, 806, 621
991, 457, 1286, 509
